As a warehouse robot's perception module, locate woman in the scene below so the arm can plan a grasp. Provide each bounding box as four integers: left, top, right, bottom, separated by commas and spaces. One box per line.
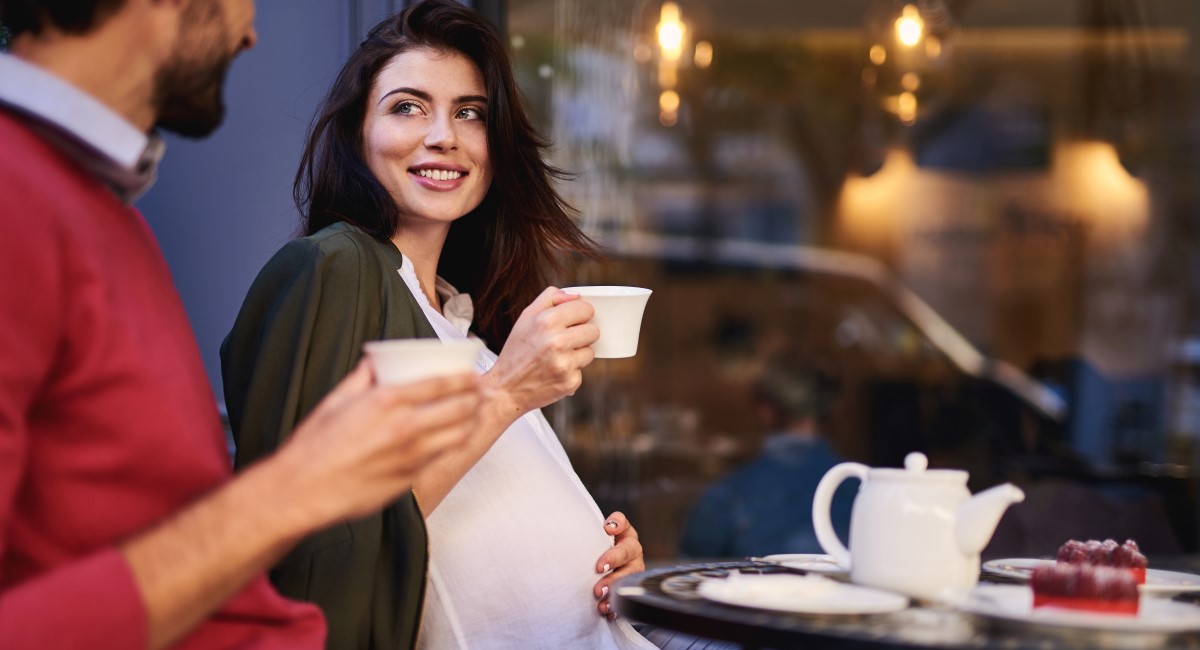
222, 1, 655, 648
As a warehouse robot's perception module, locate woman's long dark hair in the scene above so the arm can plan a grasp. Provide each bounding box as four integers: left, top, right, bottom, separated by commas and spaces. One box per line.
295, 0, 598, 348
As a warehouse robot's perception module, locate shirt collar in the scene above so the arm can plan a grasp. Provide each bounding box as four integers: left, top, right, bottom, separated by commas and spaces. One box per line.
0, 53, 163, 202
395, 251, 476, 336
436, 276, 476, 335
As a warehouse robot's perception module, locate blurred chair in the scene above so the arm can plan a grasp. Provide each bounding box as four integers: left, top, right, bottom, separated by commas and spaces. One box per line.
986, 478, 1182, 559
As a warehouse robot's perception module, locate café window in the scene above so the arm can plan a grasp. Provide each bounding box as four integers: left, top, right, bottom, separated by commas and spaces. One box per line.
508, 0, 1200, 561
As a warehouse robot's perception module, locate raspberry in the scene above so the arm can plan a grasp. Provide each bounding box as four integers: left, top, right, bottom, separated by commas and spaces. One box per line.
1056, 540, 1088, 564
1122, 540, 1148, 569
1053, 538, 1147, 584
1086, 540, 1109, 564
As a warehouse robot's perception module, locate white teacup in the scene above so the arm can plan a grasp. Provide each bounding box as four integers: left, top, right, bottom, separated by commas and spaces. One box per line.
562, 286, 652, 359
363, 338, 483, 386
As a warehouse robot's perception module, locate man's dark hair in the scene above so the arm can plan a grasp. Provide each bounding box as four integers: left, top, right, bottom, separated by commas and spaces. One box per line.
753, 355, 841, 428
1, 0, 125, 37
297, 0, 599, 349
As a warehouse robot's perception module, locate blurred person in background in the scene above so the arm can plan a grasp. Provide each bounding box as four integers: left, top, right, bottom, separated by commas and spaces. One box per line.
0, 0, 481, 648
222, 1, 653, 648
681, 355, 854, 559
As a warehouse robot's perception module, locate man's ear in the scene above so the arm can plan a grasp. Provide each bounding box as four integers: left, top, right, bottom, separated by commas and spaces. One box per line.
134, 0, 188, 63
143, 0, 190, 26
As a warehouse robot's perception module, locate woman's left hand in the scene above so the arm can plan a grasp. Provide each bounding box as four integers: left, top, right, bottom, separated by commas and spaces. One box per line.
593, 511, 644, 620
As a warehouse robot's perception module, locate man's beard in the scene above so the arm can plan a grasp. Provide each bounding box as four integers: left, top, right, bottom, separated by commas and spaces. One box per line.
152, 48, 234, 139
152, 0, 236, 139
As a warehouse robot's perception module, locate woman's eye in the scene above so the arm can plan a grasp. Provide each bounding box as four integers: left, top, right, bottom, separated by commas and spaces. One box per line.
457, 107, 485, 121
393, 101, 423, 115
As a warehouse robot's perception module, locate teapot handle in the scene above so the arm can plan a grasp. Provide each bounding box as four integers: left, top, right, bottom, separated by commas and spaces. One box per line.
811, 462, 869, 570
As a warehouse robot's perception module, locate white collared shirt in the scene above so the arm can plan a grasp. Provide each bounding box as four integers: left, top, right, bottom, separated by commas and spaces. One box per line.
0, 53, 163, 202
394, 256, 655, 650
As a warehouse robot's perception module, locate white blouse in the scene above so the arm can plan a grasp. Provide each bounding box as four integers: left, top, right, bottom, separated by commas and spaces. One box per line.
397, 258, 655, 650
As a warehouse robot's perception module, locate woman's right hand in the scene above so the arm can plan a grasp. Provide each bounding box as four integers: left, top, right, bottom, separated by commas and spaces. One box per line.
482, 287, 599, 418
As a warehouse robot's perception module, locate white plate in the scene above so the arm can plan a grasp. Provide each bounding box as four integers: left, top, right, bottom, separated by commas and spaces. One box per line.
982, 558, 1200, 595
761, 553, 848, 575
697, 573, 908, 615
965, 584, 1200, 633
980, 558, 1057, 580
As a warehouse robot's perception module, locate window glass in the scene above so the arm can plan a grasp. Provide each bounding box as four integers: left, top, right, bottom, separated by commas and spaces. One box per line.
510, 0, 1200, 562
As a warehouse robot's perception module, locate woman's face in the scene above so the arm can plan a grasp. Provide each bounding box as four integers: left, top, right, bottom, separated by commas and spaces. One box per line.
363, 47, 493, 231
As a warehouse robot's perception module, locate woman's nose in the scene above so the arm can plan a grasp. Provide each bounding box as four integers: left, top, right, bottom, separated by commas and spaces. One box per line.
424, 115, 457, 151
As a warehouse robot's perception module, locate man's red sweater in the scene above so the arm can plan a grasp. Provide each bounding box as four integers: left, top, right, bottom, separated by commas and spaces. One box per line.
0, 110, 325, 647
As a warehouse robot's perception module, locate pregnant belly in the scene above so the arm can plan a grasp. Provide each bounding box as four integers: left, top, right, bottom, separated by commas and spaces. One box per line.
424, 424, 613, 639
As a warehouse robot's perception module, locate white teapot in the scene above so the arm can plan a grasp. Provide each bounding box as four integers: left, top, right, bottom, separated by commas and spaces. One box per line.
811, 452, 1025, 601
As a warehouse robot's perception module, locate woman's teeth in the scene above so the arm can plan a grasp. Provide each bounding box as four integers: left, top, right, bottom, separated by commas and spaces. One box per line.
417, 169, 462, 181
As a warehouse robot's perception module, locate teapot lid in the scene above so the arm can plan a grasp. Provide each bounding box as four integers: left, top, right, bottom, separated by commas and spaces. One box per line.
868, 452, 967, 483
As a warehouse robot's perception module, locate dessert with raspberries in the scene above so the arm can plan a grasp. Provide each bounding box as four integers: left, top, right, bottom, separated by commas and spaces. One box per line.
1056, 539, 1148, 584
1030, 564, 1139, 615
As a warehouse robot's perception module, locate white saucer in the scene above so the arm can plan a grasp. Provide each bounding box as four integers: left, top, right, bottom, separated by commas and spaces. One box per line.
965, 584, 1200, 633
697, 573, 908, 615
760, 553, 848, 575
982, 558, 1200, 595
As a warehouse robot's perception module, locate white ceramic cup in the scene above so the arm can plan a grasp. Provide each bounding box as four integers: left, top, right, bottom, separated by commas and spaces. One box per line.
362, 338, 483, 386
562, 286, 652, 359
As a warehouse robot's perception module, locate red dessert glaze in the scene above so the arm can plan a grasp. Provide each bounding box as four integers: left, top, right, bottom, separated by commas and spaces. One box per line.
1030, 564, 1140, 616
1032, 594, 1139, 615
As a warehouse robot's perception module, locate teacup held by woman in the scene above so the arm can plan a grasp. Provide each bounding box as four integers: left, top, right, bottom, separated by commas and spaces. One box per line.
562, 286, 652, 359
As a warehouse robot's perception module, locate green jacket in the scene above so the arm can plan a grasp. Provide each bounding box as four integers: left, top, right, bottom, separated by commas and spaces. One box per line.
222, 222, 437, 649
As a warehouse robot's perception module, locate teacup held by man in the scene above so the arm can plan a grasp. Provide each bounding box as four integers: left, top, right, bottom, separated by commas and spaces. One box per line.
363, 338, 483, 386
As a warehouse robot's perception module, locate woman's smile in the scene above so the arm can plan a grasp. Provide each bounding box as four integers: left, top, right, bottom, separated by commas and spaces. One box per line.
410, 163, 469, 190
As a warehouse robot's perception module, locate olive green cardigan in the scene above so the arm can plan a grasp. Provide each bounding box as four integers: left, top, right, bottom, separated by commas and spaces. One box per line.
222, 222, 437, 649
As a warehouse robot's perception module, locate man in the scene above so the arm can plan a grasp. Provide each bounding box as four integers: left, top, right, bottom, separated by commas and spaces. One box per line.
0, 0, 481, 647
680, 356, 853, 558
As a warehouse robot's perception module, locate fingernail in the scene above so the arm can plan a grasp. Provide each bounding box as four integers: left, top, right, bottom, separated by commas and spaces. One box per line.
604, 601, 611, 613
605, 520, 618, 529
601, 585, 609, 597
603, 563, 611, 573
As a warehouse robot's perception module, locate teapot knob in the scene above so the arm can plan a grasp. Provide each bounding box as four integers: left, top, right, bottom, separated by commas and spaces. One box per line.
904, 452, 928, 472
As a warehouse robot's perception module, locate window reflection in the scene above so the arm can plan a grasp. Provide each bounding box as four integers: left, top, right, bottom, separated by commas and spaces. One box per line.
510, 0, 1200, 562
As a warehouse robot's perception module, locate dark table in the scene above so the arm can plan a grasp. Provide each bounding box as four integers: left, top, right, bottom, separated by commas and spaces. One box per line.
612, 561, 1200, 649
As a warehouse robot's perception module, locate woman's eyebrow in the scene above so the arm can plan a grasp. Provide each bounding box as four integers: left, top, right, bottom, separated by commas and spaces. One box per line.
378, 87, 488, 106
379, 86, 431, 105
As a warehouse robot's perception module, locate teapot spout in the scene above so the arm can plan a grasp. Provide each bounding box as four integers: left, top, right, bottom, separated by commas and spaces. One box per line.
955, 483, 1025, 556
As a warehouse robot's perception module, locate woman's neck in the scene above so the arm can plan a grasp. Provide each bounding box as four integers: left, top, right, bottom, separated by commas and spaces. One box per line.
391, 224, 450, 311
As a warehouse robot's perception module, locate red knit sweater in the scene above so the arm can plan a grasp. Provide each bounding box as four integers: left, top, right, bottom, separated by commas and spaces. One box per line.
0, 111, 325, 647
